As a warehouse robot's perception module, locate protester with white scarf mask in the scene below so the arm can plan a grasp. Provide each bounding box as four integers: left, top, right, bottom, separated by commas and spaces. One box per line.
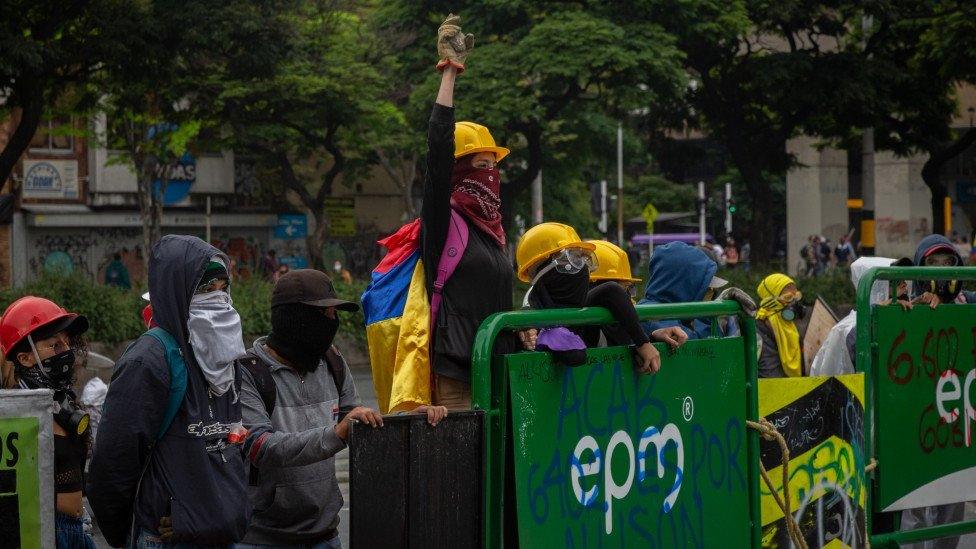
187, 259, 246, 395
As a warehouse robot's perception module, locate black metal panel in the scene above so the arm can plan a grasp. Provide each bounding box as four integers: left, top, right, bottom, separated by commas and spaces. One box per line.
350, 410, 484, 549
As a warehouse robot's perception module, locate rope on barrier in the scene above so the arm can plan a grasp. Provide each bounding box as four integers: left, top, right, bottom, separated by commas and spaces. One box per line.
747, 417, 809, 549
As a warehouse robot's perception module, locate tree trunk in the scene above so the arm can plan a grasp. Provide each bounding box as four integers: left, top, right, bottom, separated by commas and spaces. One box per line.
921, 128, 976, 236
727, 141, 778, 265
307, 209, 328, 270
0, 90, 44, 190
375, 149, 418, 220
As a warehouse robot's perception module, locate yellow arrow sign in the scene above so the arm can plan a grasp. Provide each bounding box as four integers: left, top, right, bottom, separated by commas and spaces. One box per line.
642, 202, 659, 233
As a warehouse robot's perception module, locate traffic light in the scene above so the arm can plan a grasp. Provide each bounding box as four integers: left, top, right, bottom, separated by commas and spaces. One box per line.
727, 198, 737, 214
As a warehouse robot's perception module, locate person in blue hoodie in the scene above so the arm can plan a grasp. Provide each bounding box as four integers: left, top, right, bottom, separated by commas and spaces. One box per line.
639, 242, 756, 339
88, 235, 250, 547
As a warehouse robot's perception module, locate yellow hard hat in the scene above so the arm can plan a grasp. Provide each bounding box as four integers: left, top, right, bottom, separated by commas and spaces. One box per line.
516, 222, 595, 282
455, 121, 510, 162
587, 240, 641, 283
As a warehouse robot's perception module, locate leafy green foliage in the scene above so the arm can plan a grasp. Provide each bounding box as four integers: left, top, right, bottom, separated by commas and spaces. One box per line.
716, 267, 855, 309
0, 273, 144, 345
0, 272, 369, 351
379, 1, 687, 226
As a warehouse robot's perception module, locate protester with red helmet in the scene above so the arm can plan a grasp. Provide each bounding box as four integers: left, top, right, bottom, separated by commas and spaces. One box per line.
0, 296, 95, 548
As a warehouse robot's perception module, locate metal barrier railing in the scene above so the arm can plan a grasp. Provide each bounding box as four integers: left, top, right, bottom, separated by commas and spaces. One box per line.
470, 301, 760, 548
856, 266, 976, 546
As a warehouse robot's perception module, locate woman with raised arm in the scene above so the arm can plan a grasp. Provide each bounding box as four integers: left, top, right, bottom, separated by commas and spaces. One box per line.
423, 14, 515, 410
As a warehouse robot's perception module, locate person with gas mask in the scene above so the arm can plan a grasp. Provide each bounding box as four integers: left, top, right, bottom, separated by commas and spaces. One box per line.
755, 273, 805, 378
585, 239, 689, 350
639, 241, 756, 340
0, 296, 94, 547
911, 233, 976, 308
516, 223, 662, 373
237, 269, 442, 547
88, 235, 250, 547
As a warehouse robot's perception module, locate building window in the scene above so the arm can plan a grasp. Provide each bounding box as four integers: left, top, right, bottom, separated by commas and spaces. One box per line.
30, 118, 75, 154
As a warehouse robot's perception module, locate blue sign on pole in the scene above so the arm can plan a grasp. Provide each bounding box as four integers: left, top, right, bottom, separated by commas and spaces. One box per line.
956, 180, 976, 203
278, 255, 309, 269
275, 214, 308, 239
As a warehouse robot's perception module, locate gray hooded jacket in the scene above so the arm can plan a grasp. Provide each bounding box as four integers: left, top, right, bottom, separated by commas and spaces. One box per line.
239, 336, 360, 544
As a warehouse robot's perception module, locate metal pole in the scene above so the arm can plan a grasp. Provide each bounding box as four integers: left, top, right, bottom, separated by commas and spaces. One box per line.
725, 182, 733, 236
531, 169, 543, 224
617, 122, 624, 245
698, 180, 706, 246
861, 15, 876, 255
205, 195, 211, 243
600, 179, 608, 236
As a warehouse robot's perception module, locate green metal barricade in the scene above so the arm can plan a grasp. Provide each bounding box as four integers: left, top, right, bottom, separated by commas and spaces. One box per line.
855, 266, 976, 546
470, 301, 761, 548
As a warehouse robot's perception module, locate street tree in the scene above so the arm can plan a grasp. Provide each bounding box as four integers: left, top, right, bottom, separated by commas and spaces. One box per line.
865, 1, 976, 234
95, 0, 291, 271
0, 0, 141, 190
203, 2, 400, 269
641, 0, 882, 262
377, 2, 686, 229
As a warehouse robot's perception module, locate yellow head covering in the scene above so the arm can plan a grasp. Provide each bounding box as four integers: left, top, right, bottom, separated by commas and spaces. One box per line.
756, 273, 802, 377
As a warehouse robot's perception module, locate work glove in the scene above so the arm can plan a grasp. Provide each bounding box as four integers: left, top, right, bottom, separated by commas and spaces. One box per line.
159, 516, 174, 541
436, 13, 475, 73
718, 287, 757, 317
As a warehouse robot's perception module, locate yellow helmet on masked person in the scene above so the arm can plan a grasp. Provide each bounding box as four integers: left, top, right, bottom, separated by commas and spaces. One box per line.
454, 121, 510, 162
516, 223, 596, 283
586, 240, 641, 284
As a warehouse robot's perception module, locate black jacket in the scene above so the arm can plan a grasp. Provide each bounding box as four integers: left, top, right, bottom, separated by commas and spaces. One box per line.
88, 235, 250, 546
756, 319, 789, 378
422, 103, 515, 382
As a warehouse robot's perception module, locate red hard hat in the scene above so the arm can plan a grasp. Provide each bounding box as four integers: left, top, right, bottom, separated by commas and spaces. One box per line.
0, 296, 89, 359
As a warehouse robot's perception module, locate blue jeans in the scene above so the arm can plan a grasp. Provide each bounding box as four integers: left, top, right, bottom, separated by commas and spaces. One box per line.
234, 540, 341, 549
134, 529, 234, 548
56, 513, 96, 549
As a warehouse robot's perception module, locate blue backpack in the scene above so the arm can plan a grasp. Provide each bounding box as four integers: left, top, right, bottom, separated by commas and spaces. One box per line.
144, 327, 188, 440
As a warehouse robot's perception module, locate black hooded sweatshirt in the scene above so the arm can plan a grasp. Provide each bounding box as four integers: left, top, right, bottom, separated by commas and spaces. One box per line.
911, 234, 967, 302
88, 235, 249, 546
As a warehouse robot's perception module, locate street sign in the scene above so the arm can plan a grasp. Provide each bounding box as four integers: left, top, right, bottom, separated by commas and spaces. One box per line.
324, 197, 356, 236
642, 202, 659, 234
506, 340, 752, 547
278, 255, 308, 269
956, 181, 976, 204
22, 160, 79, 200
275, 213, 308, 240
873, 304, 976, 511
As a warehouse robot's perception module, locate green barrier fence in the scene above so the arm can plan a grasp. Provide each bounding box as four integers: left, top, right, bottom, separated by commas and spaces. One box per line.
470, 301, 761, 548
856, 266, 976, 546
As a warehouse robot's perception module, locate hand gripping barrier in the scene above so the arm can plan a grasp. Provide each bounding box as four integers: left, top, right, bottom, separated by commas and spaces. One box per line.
855, 266, 976, 546
470, 301, 761, 548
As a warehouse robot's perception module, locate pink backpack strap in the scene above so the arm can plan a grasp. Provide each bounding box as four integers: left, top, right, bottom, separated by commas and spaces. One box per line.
430, 209, 469, 335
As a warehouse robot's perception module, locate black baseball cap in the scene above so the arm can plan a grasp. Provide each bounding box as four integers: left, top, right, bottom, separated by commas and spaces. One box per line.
272, 269, 359, 312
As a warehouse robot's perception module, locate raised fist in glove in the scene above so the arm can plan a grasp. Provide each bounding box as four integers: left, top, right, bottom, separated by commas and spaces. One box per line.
718, 287, 757, 317
437, 13, 475, 73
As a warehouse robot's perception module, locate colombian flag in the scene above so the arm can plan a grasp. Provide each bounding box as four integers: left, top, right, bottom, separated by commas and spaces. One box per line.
361, 219, 432, 413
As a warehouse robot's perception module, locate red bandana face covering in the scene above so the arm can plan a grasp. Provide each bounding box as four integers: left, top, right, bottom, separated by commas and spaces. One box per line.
450, 159, 506, 247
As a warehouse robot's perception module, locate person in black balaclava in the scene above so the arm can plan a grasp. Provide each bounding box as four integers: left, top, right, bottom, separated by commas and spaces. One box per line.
0, 296, 95, 548
238, 269, 446, 546
520, 241, 661, 373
